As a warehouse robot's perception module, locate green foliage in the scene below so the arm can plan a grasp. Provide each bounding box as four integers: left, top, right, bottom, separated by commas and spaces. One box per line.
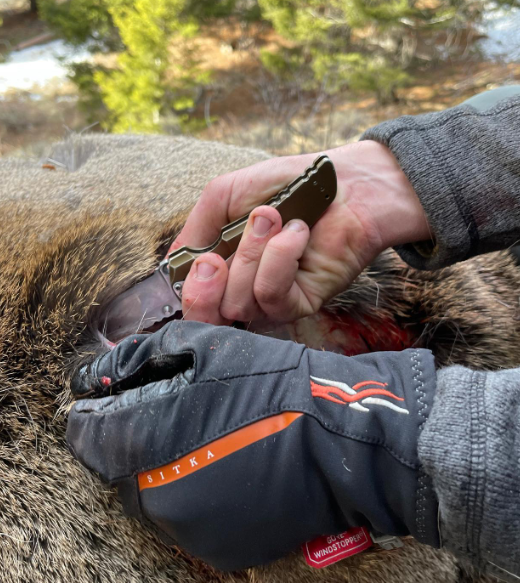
260, 47, 305, 78
68, 62, 108, 124
95, 56, 164, 133
257, 0, 466, 101
309, 49, 410, 101
38, 0, 121, 51
38, 0, 262, 50
259, 1, 345, 44
352, 0, 415, 24
186, 0, 260, 21
93, 0, 190, 132
40, 0, 247, 133
341, 57, 411, 103
65, 0, 211, 133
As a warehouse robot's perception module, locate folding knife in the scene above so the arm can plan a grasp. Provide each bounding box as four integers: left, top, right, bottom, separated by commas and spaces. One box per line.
99, 155, 337, 343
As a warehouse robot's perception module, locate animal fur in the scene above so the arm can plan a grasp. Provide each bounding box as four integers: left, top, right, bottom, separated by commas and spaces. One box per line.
0, 134, 513, 582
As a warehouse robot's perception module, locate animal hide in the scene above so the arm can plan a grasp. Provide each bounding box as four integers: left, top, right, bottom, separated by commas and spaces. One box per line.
0, 134, 511, 582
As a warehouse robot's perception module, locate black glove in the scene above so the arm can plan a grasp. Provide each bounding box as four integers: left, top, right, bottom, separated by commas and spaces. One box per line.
67, 321, 440, 571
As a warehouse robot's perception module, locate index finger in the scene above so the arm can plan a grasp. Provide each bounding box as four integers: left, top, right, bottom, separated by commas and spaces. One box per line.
168, 153, 317, 254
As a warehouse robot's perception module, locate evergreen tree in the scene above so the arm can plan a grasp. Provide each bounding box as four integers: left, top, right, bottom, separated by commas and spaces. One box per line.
258, 0, 520, 103
38, 0, 121, 51
93, 0, 201, 133
40, 0, 253, 132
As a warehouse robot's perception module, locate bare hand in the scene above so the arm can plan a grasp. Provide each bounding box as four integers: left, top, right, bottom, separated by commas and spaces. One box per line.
170, 141, 429, 325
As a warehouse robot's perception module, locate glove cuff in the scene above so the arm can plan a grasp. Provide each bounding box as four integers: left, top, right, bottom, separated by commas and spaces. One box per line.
307, 347, 440, 548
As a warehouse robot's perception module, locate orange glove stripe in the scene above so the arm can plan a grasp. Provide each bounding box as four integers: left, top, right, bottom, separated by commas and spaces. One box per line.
138, 411, 303, 491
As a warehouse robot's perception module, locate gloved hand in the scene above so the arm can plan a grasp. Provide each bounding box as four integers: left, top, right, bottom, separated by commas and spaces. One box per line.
67, 321, 440, 571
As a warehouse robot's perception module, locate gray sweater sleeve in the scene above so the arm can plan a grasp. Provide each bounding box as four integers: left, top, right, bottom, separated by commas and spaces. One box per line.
419, 366, 520, 582
361, 95, 520, 270
360, 94, 520, 578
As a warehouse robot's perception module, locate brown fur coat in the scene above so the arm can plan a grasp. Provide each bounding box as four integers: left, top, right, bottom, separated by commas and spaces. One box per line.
1, 134, 512, 582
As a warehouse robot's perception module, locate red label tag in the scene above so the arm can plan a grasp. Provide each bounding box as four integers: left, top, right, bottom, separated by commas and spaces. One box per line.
302, 527, 373, 569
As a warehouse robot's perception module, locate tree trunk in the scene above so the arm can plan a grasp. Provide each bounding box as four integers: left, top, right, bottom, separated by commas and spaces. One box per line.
30, 0, 38, 14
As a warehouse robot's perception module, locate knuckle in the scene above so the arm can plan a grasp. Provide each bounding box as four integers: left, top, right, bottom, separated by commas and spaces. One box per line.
266, 236, 293, 258
254, 280, 280, 307
236, 244, 262, 266
202, 173, 230, 198
220, 301, 253, 323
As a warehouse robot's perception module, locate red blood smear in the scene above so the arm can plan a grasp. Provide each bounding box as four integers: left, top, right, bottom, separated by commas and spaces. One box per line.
323, 313, 417, 356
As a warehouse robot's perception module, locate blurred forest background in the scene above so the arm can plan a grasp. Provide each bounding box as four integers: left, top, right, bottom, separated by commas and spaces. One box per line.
0, 0, 519, 157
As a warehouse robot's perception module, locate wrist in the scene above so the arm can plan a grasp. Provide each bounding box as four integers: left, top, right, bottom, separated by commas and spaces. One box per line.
328, 141, 430, 255
374, 142, 431, 249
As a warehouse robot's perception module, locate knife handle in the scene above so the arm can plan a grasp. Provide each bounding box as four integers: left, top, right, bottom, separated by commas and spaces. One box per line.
168, 155, 337, 285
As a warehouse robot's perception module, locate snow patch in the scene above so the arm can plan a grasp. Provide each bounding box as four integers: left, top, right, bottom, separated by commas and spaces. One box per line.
0, 39, 90, 93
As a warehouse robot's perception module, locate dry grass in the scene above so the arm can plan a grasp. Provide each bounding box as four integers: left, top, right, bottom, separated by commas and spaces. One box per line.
199, 58, 520, 155
0, 90, 87, 157
201, 107, 370, 155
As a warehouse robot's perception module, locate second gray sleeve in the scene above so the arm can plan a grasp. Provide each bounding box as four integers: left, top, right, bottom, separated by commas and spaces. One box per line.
419, 365, 520, 582
361, 94, 520, 270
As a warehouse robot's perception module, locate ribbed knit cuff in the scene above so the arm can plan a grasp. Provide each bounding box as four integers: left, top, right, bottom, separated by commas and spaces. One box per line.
418, 366, 483, 561
419, 365, 520, 580
361, 96, 520, 271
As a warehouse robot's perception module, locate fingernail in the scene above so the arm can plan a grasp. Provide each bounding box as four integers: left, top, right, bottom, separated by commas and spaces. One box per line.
196, 261, 217, 280
284, 220, 304, 232
253, 215, 273, 236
